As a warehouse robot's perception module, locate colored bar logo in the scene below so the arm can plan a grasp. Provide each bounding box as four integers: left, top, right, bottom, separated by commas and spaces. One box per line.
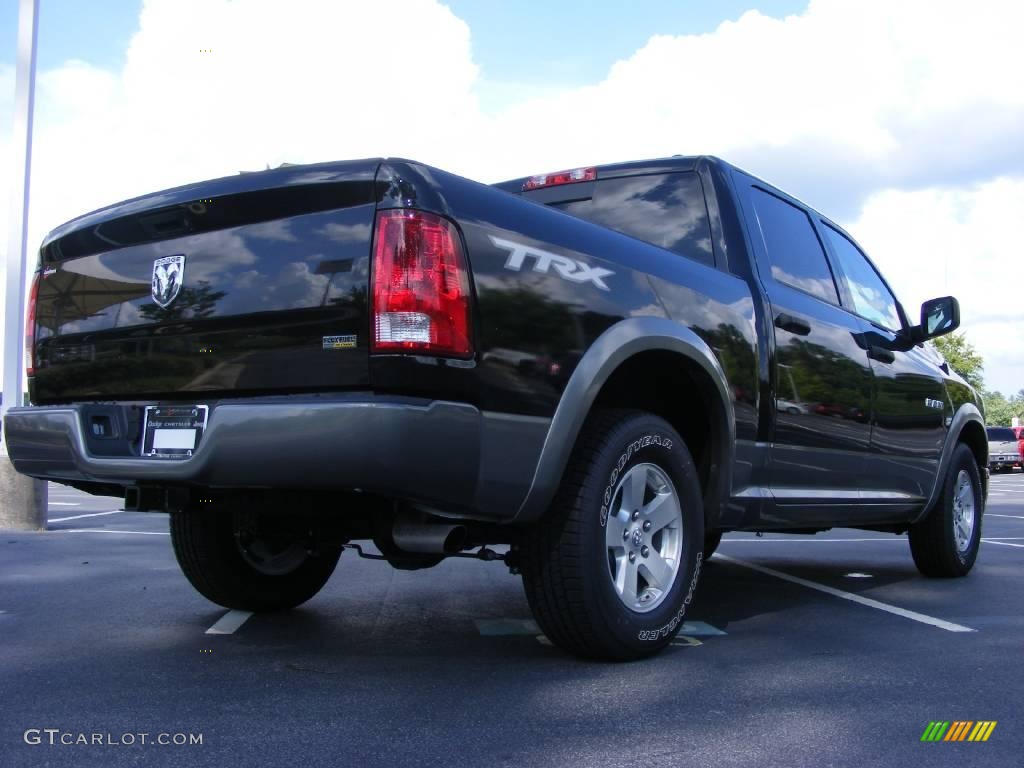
921, 721, 997, 742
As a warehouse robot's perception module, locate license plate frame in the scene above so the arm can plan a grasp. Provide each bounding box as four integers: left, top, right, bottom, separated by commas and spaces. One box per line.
141, 405, 209, 458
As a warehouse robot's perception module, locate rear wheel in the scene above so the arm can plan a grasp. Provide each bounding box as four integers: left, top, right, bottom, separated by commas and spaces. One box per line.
909, 443, 983, 577
170, 505, 341, 611
521, 410, 705, 660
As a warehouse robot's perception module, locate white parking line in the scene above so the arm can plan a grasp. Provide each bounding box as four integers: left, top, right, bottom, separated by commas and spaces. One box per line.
49, 510, 124, 523
48, 502, 81, 507
714, 553, 976, 633
206, 610, 253, 635
722, 537, 904, 542
983, 540, 1024, 549
987, 514, 1024, 519
56, 532, 168, 536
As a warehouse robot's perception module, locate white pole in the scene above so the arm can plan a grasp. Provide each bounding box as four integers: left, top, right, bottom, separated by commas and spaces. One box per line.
2, 0, 40, 425
0, 0, 46, 532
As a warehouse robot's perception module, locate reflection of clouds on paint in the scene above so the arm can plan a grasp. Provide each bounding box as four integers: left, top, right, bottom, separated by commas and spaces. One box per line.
652, 278, 756, 336
234, 269, 261, 292
317, 222, 372, 243
246, 220, 297, 242
274, 262, 331, 309
61, 257, 139, 283
178, 231, 258, 282
54, 319, 89, 334
116, 303, 144, 327
350, 257, 370, 279
629, 303, 668, 319
221, 262, 329, 312
117, 229, 259, 285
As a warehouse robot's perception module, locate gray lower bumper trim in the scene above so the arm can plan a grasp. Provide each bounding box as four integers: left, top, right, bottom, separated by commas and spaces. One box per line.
3, 398, 484, 511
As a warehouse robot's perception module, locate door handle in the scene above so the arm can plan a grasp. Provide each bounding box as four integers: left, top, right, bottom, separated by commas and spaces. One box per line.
867, 345, 895, 364
774, 312, 811, 336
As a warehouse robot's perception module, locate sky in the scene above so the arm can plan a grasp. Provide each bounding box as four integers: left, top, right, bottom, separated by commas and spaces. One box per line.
1, 0, 1022, 397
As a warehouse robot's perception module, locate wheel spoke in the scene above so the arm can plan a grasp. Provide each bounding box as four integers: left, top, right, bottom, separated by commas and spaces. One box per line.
957, 483, 969, 507
621, 465, 648, 513
639, 550, 673, 589
616, 556, 639, 601
606, 510, 628, 546
643, 491, 679, 533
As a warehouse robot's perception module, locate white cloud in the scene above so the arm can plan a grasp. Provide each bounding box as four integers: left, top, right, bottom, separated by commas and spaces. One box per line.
478, 0, 1024, 211
1, 0, 1023, 396
848, 178, 1024, 396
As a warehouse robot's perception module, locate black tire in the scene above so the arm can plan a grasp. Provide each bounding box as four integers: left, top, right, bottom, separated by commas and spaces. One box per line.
170, 506, 342, 611
521, 410, 705, 661
909, 443, 983, 577
703, 530, 723, 560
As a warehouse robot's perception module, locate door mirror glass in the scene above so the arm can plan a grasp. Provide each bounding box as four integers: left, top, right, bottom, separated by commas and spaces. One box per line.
919, 296, 960, 339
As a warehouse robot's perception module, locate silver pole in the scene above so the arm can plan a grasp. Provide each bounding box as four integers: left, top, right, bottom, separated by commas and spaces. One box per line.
2, 0, 40, 425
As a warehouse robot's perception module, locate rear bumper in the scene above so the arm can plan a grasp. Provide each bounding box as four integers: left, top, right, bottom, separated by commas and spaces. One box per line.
2, 396, 549, 520
989, 452, 1021, 467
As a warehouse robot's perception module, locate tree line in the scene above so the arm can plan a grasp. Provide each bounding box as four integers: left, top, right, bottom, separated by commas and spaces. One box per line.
932, 333, 1022, 426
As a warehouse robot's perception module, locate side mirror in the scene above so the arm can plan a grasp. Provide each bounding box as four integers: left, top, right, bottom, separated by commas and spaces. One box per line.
915, 296, 960, 341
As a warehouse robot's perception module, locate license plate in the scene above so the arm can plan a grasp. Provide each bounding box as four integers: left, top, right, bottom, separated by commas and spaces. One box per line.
141, 405, 209, 458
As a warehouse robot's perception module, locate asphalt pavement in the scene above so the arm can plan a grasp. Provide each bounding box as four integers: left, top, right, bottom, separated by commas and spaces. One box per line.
1, 472, 1022, 767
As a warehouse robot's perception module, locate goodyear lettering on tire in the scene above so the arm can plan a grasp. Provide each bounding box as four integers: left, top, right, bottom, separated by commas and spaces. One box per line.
599, 434, 673, 527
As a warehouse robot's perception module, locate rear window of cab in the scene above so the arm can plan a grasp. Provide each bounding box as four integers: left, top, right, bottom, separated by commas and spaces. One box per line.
529, 173, 715, 267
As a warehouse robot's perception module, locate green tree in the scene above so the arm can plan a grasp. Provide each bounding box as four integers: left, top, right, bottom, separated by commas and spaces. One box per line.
982, 391, 1023, 426
932, 332, 984, 390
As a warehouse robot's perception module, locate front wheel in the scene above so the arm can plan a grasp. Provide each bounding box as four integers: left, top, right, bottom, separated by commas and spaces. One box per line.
521, 410, 705, 660
909, 443, 983, 577
170, 505, 342, 611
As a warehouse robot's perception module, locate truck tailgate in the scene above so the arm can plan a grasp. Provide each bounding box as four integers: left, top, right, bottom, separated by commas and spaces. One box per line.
31, 160, 381, 403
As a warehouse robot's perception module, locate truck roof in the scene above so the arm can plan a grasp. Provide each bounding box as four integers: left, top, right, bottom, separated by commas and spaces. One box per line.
492, 155, 709, 194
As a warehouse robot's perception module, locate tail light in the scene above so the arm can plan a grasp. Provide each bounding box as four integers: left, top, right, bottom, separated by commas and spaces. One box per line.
25, 271, 40, 377
523, 166, 596, 191
371, 209, 472, 357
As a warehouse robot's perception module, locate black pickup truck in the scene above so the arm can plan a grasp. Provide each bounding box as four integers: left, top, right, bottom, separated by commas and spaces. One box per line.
3, 155, 987, 660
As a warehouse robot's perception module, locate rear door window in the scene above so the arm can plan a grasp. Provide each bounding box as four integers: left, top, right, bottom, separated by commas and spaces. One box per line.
749, 187, 840, 304
544, 173, 714, 266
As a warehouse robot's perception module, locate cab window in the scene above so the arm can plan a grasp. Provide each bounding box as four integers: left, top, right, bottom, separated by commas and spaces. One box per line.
543, 173, 715, 267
